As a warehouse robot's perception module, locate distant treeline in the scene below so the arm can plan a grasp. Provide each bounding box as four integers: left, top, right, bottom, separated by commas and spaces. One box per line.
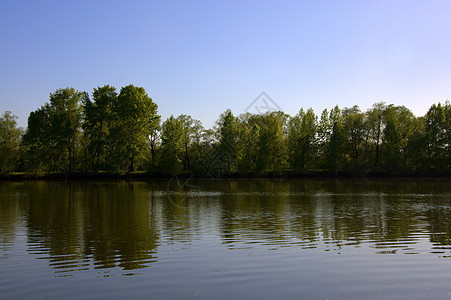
1, 85, 450, 177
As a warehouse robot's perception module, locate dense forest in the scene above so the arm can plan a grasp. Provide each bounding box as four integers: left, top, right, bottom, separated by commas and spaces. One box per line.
1, 84, 450, 177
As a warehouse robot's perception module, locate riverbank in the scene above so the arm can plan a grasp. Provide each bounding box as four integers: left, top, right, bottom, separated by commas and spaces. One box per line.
1, 170, 450, 181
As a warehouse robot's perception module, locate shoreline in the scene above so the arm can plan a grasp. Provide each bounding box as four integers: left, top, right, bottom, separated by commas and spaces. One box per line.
1, 171, 450, 181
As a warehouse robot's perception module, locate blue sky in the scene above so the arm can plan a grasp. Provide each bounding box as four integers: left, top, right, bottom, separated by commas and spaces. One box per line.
1, 0, 451, 128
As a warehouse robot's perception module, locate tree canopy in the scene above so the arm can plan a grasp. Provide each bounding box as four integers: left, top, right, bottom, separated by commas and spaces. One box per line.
2, 85, 450, 177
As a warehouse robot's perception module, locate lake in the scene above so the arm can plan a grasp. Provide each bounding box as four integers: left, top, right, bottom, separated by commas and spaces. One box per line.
1, 178, 451, 299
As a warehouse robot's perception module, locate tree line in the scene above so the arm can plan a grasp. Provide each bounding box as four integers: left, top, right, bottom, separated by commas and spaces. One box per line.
1, 84, 450, 176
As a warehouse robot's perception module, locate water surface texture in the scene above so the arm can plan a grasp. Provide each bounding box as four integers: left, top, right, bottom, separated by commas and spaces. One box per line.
1, 178, 451, 299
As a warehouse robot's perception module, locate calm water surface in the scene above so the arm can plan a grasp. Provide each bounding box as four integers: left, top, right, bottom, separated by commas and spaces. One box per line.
1, 178, 451, 299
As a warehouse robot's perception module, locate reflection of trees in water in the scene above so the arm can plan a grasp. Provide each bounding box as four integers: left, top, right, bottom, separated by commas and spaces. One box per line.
215, 179, 451, 252
158, 180, 222, 244
426, 198, 451, 247
1, 178, 451, 273
24, 181, 160, 274
0, 182, 25, 258
218, 180, 294, 246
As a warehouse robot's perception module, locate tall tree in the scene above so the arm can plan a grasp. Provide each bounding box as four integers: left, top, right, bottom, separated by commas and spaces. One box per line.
382, 105, 416, 174
406, 116, 427, 172
287, 108, 317, 172
23, 88, 83, 172
236, 114, 260, 174
146, 122, 161, 173
217, 109, 239, 174
342, 105, 365, 172
249, 111, 288, 174
327, 106, 346, 174
445, 101, 451, 170
425, 103, 447, 171
176, 114, 203, 172
0, 111, 23, 173
49, 88, 83, 172
366, 102, 386, 171
317, 108, 331, 169
22, 105, 51, 171
108, 85, 160, 172
195, 128, 218, 176
83, 85, 116, 172
159, 115, 183, 175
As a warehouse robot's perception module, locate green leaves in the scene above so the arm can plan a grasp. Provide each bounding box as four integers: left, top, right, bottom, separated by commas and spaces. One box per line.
425, 103, 448, 171
83, 85, 117, 172
0, 111, 23, 173
288, 108, 317, 172
21, 85, 162, 174
108, 85, 160, 172
217, 109, 239, 174
160, 115, 184, 175
22, 88, 83, 172
8, 86, 451, 176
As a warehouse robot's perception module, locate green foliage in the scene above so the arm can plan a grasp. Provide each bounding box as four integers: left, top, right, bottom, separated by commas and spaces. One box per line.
316, 109, 331, 169
159, 115, 184, 175
287, 108, 317, 172
327, 106, 346, 174
382, 105, 416, 174
365, 102, 386, 171
10, 85, 451, 177
342, 105, 365, 173
445, 101, 451, 170
107, 85, 160, 172
83, 85, 116, 172
22, 106, 51, 171
424, 103, 448, 172
49, 88, 83, 172
217, 109, 239, 174
406, 116, 427, 172
248, 111, 289, 174
22, 88, 83, 172
177, 114, 203, 172
156, 114, 204, 175
146, 122, 161, 174
236, 117, 260, 174
0, 111, 23, 173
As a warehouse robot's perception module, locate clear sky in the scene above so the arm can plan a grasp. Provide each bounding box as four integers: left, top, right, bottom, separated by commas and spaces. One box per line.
1, 0, 451, 129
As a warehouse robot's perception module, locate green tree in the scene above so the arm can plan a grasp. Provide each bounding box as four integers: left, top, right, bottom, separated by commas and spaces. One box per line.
249, 111, 288, 174
327, 106, 346, 174
159, 115, 183, 175
22, 106, 51, 171
23, 88, 83, 172
108, 85, 160, 172
287, 108, 317, 172
176, 114, 203, 172
236, 114, 260, 174
424, 103, 447, 171
83, 85, 117, 172
342, 105, 365, 173
0, 111, 23, 173
194, 128, 218, 176
49, 88, 83, 172
146, 122, 161, 173
317, 109, 331, 169
406, 116, 427, 172
382, 105, 416, 174
365, 102, 386, 171
445, 101, 451, 170
217, 109, 239, 174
